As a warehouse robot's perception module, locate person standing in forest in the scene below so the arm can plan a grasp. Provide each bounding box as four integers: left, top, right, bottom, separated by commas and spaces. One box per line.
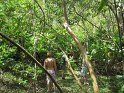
80, 62, 88, 84
61, 54, 67, 80
44, 52, 57, 92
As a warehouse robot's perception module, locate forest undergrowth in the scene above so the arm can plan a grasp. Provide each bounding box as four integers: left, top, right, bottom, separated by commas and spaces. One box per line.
0, 70, 124, 93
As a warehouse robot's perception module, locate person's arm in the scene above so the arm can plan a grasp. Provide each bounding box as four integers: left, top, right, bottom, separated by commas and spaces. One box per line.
44, 59, 47, 69
54, 59, 57, 72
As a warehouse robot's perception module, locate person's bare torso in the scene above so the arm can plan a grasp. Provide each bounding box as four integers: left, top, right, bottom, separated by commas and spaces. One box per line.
45, 58, 55, 70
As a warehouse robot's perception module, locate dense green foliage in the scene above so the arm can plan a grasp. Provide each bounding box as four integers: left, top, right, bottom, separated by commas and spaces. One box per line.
0, 0, 124, 92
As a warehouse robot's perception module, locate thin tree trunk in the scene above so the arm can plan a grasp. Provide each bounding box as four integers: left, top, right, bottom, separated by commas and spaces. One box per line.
40, 32, 86, 92
62, 0, 99, 93
59, 48, 86, 93
63, 23, 99, 93
0, 32, 63, 93
122, 11, 124, 76
33, 35, 37, 93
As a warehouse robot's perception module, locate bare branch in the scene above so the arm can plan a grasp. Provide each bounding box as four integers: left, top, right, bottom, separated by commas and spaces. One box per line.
34, 0, 46, 31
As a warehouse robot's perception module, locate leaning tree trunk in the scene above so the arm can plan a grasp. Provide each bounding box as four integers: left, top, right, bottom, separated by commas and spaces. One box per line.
59, 48, 86, 93
40, 31, 86, 92
0, 32, 63, 93
62, 0, 99, 93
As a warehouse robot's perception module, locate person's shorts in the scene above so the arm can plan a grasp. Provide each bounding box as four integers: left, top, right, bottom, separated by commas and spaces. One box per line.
46, 70, 56, 84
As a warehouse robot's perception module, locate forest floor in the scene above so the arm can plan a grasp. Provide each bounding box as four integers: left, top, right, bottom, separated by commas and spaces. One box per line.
0, 70, 124, 93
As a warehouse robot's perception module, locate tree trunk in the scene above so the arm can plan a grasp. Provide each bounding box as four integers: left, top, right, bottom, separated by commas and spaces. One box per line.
33, 35, 37, 93
0, 32, 63, 93
59, 48, 86, 93
62, 0, 99, 93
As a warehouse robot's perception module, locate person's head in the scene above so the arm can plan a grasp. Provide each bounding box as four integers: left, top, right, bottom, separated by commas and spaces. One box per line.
47, 52, 52, 57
